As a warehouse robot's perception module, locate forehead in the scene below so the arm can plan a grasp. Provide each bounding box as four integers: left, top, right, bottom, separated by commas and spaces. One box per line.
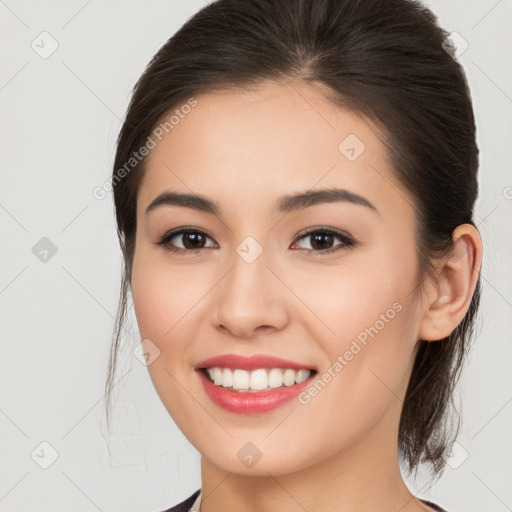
137, 79, 410, 220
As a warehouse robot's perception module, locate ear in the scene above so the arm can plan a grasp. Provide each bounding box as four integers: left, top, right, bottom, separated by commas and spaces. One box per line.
418, 224, 483, 342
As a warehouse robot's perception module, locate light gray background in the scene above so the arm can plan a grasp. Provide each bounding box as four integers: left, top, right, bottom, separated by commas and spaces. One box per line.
0, 1, 511, 511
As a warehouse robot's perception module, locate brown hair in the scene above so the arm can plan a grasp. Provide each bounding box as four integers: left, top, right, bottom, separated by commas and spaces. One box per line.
105, 0, 481, 480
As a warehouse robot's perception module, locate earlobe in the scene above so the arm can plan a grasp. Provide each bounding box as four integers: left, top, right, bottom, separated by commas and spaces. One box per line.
418, 224, 482, 342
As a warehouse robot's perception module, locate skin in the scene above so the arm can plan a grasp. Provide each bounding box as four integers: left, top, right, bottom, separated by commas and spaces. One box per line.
130, 79, 482, 512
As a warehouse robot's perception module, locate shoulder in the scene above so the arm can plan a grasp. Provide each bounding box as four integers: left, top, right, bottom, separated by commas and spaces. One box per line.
420, 498, 449, 512
158, 489, 201, 512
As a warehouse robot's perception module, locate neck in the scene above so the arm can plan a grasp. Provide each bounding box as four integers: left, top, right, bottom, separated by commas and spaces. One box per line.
198, 408, 431, 512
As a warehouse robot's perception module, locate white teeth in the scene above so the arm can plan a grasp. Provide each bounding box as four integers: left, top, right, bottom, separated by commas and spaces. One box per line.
268, 368, 283, 388
233, 369, 250, 390
213, 367, 223, 385
283, 368, 296, 386
222, 367, 233, 387
249, 369, 268, 391
204, 367, 313, 391
295, 369, 310, 384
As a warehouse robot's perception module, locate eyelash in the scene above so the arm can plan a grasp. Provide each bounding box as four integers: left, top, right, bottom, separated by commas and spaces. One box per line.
155, 226, 357, 256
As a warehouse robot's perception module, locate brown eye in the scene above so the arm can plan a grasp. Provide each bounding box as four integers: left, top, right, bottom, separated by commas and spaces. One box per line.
177, 231, 207, 249
156, 228, 217, 254
292, 228, 356, 254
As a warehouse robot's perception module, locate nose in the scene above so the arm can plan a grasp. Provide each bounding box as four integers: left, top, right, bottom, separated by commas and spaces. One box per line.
212, 243, 289, 339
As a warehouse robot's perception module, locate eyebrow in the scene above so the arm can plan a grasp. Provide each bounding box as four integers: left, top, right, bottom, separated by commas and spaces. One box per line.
145, 187, 378, 216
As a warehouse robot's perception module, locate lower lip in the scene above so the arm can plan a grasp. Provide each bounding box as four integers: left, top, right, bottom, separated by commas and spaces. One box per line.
196, 369, 316, 415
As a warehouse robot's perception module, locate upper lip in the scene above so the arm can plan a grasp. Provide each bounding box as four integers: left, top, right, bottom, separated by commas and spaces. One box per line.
195, 354, 317, 371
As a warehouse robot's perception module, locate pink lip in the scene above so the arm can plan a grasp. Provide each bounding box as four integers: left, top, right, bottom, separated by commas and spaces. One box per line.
196, 367, 316, 415
195, 354, 317, 371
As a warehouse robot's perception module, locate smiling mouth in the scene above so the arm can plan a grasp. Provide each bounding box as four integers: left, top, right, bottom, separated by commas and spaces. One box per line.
200, 367, 318, 393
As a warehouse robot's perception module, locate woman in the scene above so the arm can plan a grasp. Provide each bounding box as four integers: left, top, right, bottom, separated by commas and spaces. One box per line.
105, 0, 483, 510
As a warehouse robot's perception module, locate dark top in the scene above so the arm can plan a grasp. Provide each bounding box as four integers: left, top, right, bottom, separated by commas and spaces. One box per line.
160, 489, 448, 512
160, 489, 200, 512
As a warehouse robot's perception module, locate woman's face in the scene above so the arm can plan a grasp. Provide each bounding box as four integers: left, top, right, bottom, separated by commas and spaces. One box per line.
131, 79, 427, 475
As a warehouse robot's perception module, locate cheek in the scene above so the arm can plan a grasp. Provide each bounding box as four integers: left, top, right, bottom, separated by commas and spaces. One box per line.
296, 248, 420, 388
294, 254, 416, 339
130, 249, 200, 419
130, 246, 213, 402
131, 244, 204, 339
290, 265, 419, 452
